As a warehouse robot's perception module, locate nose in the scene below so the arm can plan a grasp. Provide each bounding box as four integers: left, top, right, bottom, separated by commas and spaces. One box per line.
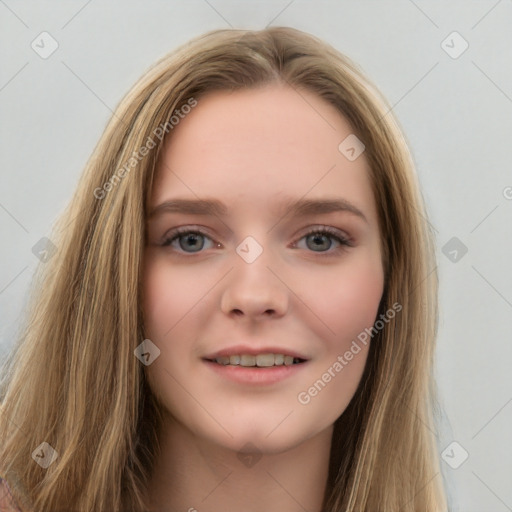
220, 247, 288, 320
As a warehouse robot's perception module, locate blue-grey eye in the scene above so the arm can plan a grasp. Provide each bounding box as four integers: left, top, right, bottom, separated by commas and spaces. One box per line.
162, 230, 215, 253
294, 227, 351, 254
306, 232, 333, 251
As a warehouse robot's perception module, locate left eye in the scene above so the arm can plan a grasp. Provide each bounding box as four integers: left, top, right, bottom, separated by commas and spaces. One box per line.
294, 227, 352, 254
161, 226, 352, 255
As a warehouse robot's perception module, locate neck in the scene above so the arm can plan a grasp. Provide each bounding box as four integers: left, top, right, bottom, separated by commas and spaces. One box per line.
147, 414, 333, 512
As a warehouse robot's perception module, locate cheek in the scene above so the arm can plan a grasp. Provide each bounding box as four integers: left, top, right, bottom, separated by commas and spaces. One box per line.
141, 255, 213, 376
142, 263, 176, 340
302, 255, 385, 348
141, 258, 198, 411
295, 265, 383, 421
335, 267, 383, 337
142, 255, 205, 340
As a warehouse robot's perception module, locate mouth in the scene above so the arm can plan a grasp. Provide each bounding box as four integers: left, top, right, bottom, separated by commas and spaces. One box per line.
203, 353, 308, 367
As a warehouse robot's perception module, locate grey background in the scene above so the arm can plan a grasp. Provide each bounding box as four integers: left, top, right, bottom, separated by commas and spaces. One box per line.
1, 1, 511, 510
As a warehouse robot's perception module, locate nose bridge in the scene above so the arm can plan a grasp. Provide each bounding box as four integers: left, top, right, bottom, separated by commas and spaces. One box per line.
220, 235, 288, 318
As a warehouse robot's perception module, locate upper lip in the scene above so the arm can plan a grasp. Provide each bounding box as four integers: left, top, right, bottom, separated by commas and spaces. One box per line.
203, 344, 309, 361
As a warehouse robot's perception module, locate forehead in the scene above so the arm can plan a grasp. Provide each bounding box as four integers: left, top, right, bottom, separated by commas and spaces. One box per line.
150, 85, 378, 227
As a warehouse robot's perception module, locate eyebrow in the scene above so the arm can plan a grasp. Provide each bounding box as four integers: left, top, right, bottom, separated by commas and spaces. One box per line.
147, 197, 368, 224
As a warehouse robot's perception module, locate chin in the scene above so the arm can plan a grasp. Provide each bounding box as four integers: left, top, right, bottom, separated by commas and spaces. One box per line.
200, 416, 319, 456
222, 432, 301, 455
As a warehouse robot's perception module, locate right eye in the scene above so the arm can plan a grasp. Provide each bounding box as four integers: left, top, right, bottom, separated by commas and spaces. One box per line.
161, 227, 218, 254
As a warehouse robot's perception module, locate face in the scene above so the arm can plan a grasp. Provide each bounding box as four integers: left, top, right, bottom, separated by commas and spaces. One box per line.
142, 85, 385, 455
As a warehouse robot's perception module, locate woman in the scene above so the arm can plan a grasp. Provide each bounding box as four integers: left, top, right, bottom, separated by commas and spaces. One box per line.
0, 27, 448, 511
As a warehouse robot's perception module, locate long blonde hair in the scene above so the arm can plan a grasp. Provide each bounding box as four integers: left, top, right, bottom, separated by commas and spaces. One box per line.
0, 27, 447, 511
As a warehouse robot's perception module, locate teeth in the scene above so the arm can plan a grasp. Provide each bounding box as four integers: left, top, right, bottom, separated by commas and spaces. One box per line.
284, 355, 294, 366
256, 354, 274, 367
240, 354, 256, 366
213, 353, 303, 367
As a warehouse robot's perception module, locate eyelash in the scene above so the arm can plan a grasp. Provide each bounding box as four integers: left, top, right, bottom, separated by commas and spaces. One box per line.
160, 225, 353, 257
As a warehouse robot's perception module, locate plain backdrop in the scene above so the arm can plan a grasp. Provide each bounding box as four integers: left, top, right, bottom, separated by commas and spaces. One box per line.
1, 1, 511, 511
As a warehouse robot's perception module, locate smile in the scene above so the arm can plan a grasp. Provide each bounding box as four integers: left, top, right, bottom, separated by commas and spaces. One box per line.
206, 353, 307, 367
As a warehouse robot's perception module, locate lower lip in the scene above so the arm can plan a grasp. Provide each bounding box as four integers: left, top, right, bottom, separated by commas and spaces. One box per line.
203, 360, 309, 385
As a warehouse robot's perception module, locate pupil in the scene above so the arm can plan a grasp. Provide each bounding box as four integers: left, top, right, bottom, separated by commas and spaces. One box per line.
181, 234, 203, 252
309, 233, 329, 251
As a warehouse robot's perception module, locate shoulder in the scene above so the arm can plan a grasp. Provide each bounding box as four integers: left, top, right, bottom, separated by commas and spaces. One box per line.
0, 476, 23, 512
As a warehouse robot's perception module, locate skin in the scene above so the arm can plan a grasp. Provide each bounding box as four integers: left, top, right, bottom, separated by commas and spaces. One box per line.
142, 84, 385, 512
